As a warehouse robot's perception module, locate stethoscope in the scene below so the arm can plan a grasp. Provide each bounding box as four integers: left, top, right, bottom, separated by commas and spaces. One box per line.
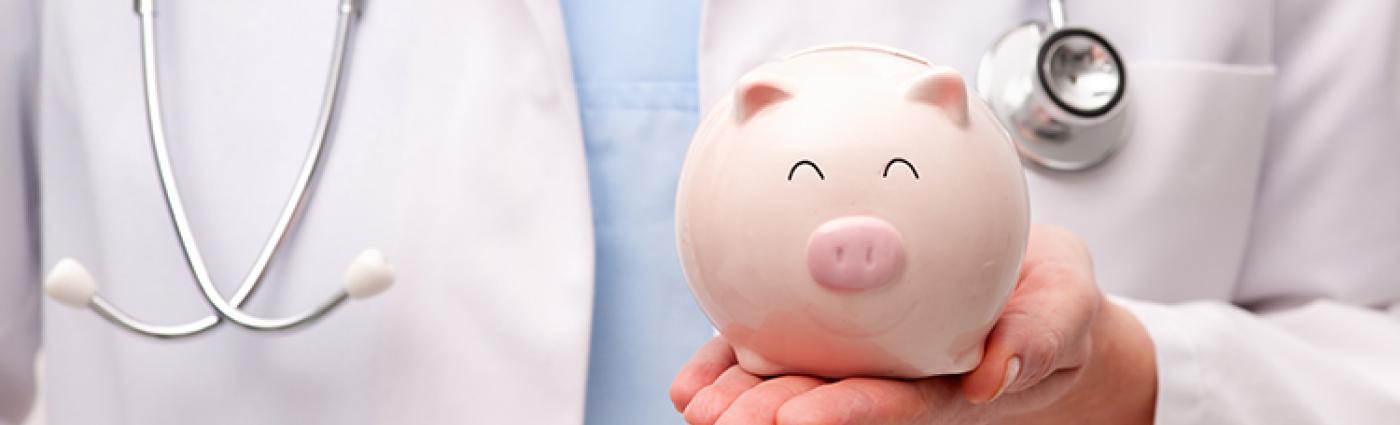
977, 0, 1129, 171
41, 0, 394, 339
38, 0, 1124, 339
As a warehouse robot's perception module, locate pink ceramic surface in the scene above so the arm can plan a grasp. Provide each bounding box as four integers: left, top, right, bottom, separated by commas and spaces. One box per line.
675, 44, 1030, 378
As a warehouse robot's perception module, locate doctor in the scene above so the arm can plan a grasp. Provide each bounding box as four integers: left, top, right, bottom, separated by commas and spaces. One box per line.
1, 2, 1398, 425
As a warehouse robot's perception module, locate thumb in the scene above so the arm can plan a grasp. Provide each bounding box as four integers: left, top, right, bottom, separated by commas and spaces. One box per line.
962, 262, 1099, 403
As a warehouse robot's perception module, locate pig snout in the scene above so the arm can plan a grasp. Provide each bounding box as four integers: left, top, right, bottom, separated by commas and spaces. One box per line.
806, 216, 906, 291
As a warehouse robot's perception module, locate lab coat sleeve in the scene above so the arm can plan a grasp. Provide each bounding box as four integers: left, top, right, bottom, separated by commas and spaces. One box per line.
1115, 299, 1400, 425
1117, 2, 1400, 424
0, 0, 41, 422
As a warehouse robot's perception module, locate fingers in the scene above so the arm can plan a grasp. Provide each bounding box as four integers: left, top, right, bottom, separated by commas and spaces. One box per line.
777, 377, 959, 425
684, 365, 763, 425
672, 337, 739, 412
1021, 224, 1093, 271
715, 375, 824, 425
963, 226, 1102, 404
960, 344, 1020, 404
965, 274, 1096, 403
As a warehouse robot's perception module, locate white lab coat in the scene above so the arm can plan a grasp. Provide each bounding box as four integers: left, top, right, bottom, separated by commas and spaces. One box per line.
2, 0, 1398, 424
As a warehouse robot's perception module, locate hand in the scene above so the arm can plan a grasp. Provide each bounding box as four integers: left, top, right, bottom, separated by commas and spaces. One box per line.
669, 224, 1157, 424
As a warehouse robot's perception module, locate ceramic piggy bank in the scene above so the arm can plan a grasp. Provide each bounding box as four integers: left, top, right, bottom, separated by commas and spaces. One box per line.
675, 44, 1030, 378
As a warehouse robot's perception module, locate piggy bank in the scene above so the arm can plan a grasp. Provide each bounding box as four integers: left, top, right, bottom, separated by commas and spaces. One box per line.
675, 44, 1029, 378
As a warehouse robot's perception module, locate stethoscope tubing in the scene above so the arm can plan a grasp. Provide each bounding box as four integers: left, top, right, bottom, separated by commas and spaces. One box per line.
81, 0, 362, 337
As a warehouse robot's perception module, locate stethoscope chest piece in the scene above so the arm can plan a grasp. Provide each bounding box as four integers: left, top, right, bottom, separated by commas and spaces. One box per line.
977, 21, 1130, 171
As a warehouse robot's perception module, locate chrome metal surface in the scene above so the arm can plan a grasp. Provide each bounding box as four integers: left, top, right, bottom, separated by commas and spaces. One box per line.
977, 19, 1130, 171
1048, 0, 1066, 29
1040, 29, 1124, 116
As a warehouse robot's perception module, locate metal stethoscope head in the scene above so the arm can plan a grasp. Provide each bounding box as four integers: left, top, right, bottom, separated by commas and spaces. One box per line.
42, 0, 392, 339
977, 0, 1129, 171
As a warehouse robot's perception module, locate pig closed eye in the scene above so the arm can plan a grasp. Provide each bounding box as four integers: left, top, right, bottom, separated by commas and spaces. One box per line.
883, 158, 919, 179
788, 160, 825, 181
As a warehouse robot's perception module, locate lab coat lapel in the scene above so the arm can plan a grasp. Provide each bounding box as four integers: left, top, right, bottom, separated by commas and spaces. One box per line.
381, 0, 597, 421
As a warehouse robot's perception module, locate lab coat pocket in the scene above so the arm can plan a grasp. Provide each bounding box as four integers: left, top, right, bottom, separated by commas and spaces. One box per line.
1025, 62, 1276, 302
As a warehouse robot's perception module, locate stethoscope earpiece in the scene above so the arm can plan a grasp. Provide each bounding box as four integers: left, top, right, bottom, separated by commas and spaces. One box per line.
44, 258, 98, 309
344, 249, 396, 300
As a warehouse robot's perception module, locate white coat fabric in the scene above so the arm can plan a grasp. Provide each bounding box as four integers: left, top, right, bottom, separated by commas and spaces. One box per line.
2, 0, 1398, 424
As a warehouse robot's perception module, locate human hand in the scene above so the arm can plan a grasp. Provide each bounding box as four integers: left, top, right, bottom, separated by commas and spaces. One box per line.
669, 224, 1156, 424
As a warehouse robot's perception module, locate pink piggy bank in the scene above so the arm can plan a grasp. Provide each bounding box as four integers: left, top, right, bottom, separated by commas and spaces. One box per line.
675, 44, 1030, 378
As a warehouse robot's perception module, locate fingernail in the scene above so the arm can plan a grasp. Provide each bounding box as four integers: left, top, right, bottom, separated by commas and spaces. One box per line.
989, 356, 1021, 402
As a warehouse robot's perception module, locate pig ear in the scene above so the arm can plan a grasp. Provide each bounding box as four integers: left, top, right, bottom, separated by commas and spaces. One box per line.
734, 76, 793, 124
905, 69, 969, 127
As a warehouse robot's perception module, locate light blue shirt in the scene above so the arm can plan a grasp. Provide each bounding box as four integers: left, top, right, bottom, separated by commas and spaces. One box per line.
558, 1, 713, 423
